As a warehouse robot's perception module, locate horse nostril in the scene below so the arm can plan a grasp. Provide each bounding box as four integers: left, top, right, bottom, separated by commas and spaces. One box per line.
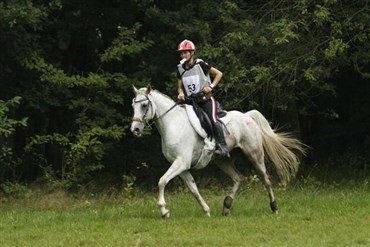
133, 128, 142, 137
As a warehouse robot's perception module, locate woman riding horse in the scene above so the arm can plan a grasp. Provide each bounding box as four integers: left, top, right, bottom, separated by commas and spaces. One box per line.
176, 39, 229, 157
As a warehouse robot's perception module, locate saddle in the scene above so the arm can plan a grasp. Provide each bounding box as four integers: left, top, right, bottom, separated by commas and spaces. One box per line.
183, 98, 230, 139
183, 99, 231, 169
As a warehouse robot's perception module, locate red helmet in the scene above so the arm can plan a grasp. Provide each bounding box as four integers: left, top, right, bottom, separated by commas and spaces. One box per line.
177, 39, 196, 51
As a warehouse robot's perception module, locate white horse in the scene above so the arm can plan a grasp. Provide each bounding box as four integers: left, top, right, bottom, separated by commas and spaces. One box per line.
130, 86, 305, 219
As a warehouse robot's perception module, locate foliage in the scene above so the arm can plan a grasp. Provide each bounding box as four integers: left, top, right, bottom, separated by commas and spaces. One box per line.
100, 23, 154, 63
199, 1, 369, 118
0, 97, 27, 182
0, 0, 152, 188
0, 97, 27, 138
0, 181, 28, 198
25, 125, 124, 190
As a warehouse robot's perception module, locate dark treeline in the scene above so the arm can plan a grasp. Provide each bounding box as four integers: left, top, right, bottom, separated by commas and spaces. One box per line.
0, 0, 369, 192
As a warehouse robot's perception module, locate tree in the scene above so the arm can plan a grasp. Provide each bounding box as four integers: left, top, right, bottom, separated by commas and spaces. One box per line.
0, 0, 153, 188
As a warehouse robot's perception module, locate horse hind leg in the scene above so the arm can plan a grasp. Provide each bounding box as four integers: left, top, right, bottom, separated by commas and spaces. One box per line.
260, 167, 278, 213
215, 158, 245, 216
179, 171, 210, 216
254, 160, 278, 213
244, 148, 278, 214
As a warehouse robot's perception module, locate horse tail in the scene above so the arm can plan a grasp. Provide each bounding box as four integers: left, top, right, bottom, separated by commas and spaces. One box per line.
246, 110, 306, 184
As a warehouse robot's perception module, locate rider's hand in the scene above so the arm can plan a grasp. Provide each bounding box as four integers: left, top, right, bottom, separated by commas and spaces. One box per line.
178, 92, 185, 101
202, 86, 212, 94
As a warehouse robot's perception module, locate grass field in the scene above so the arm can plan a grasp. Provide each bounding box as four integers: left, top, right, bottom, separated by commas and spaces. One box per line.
0, 181, 369, 247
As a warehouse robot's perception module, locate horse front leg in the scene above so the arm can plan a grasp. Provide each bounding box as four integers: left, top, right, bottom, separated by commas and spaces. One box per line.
179, 171, 210, 217
158, 158, 188, 219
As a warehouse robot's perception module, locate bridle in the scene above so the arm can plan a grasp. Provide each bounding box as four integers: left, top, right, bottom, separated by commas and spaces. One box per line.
132, 94, 179, 129
132, 95, 152, 125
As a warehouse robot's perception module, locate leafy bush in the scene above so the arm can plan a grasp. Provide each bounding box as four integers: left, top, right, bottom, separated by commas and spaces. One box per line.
0, 97, 28, 182
25, 125, 124, 191
0, 181, 28, 198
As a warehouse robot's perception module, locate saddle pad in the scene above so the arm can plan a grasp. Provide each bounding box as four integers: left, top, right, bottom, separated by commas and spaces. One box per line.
184, 104, 231, 138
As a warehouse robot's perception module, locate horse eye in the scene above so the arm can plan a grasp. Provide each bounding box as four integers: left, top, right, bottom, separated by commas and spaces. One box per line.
141, 104, 148, 109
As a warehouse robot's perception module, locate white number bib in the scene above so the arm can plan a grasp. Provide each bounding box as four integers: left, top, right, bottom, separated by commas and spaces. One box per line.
183, 75, 200, 95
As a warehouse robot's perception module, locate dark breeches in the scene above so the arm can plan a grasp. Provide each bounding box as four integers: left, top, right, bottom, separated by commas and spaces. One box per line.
198, 96, 217, 124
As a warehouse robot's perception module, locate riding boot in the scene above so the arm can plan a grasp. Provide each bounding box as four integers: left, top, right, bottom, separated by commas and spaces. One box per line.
213, 122, 230, 157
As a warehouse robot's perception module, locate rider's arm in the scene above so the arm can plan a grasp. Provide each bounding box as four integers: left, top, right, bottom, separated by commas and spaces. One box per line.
202, 66, 223, 94
177, 78, 185, 101
199, 61, 223, 93
209, 67, 223, 88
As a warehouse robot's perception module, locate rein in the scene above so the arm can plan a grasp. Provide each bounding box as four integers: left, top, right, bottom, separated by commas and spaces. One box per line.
154, 101, 180, 121
132, 94, 180, 129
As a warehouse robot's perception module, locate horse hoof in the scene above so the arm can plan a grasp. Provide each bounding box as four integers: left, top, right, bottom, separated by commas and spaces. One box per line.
222, 207, 231, 216
161, 211, 170, 219
270, 200, 278, 213
222, 195, 233, 216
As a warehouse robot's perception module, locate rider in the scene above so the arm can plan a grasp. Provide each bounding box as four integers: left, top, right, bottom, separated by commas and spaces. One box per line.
176, 39, 229, 157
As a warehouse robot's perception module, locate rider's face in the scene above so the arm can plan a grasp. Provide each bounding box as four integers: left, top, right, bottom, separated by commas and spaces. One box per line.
179, 50, 192, 60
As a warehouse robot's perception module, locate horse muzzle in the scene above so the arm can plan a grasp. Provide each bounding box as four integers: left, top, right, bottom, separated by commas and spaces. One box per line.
130, 121, 145, 137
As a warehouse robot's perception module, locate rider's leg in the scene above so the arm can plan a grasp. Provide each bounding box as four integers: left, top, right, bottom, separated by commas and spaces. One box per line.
200, 97, 229, 157
213, 121, 229, 156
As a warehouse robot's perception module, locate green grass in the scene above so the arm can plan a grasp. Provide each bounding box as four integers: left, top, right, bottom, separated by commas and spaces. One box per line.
0, 183, 369, 247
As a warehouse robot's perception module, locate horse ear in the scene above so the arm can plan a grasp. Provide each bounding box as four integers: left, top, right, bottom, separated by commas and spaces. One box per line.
133, 85, 139, 95
146, 84, 152, 94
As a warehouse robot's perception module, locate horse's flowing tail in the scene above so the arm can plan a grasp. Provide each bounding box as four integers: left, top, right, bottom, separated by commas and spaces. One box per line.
247, 110, 306, 183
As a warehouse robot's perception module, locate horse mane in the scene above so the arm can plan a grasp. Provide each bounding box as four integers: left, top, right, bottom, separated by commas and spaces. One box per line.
153, 89, 175, 103
137, 87, 175, 104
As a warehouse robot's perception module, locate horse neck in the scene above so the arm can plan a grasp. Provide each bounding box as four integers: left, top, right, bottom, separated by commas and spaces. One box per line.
151, 91, 187, 135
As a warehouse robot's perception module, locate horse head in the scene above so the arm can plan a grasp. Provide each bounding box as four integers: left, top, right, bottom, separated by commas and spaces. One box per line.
130, 85, 155, 137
